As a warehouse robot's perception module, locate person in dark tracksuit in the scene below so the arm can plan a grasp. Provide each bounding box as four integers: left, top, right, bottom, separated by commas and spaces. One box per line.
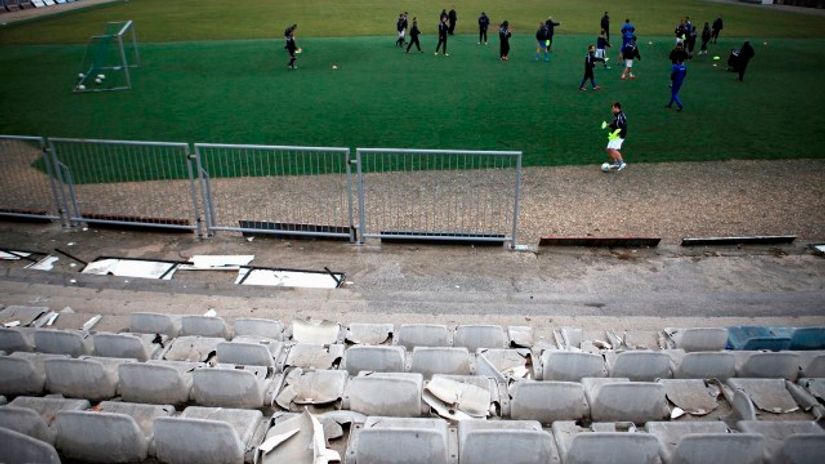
284, 24, 298, 70
535, 23, 549, 61
435, 17, 449, 56
711, 16, 723, 44
499, 21, 511, 61
669, 42, 689, 64
601, 12, 610, 43
544, 17, 560, 51
666, 60, 687, 111
579, 45, 601, 91
478, 12, 490, 45
700, 23, 711, 55
396, 13, 408, 47
734, 41, 755, 82
406, 18, 422, 53
448, 7, 458, 35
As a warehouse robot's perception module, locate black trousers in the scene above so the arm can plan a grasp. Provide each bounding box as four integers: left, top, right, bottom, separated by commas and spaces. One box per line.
288, 51, 296, 67
604, 27, 609, 43
448, 20, 456, 34
738, 61, 749, 81
436, 36, 447, 53
407, 36, 421, 52
479, 28, 487, 43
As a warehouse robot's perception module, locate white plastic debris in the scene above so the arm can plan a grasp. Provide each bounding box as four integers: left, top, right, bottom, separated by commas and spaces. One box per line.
235, 268, 342, 289
3, 320, 21, 328
203, 309, 217, 317
0, 250, 32, 260
82, 314, 102, 331
46, 312, 60, 326
25, 256, 59, 271
67, 242, 76, 246
82, 258, 177, 280
179, 255, 254, 271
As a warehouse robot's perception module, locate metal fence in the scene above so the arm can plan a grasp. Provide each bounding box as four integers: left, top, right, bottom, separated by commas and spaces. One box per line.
0, 135, 63, 222
49, 138, 201, 234
195, 143, 354, 240
355, 148, 522, 245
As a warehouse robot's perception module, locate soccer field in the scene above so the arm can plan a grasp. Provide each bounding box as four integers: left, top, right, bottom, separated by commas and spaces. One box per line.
1, 0, 824, 173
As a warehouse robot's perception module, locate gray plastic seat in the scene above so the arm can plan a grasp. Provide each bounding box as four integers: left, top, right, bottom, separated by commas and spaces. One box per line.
153, 406, 263, 464
92, 332, 159, 361
233, 318, 283, 340
674, 352, 735, 379
343, 345, 406, 375
584, 378, 669, 424
396, 324, 451, 350
345, 372, 423, 417
118, 360, 202, 405
410, 347, 472, 377
453, 325, 507, 351
162, 336, 224, 362
0, 353, 54, 395
0, 327, 34, 353
736, 421, 825, 464
352, 416, 453, 464
645, 422, 761, 464
800, 352, 825, 377
284, 343, 345, 370
34, 329, 89, 356
555, 429, 662, 464
609, 351, 673, 381
735, 352, 800, 380
180, 315, 231, 339
458, 419, 557, 464
191, 365, 273, 408
666, 328, 729, 352
217, 341, 282, 367
346, 322, 394, 344
0, 406, 54, 444
541, 351, 607, 381
510, 380, 589, 424
0, 427, 61, 464
54, 402, 173, 463
130, 312, 179, 337
45, 356, 132, 401
7, 396, 90, 427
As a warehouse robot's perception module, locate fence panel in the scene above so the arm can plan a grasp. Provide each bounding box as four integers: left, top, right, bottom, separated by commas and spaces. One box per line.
49, 138, 201, 233
0, 135, 63, 222
356, 148, 522, 245
195, 144, 354, 240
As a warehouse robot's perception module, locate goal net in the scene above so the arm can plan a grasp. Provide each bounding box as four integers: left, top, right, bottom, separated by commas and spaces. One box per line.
74, 20, 140, 93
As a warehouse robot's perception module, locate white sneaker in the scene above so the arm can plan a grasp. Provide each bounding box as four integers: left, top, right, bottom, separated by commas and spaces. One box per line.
617, 161, 627, 171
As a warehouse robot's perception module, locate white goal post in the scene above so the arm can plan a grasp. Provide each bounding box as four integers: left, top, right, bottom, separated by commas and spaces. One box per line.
74, 20, 140, 93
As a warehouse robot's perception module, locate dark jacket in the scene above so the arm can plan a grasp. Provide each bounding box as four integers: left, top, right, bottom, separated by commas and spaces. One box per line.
597, 36, 610, 49
610, 111, 628, 139
739, 41, 755, 62
622, 42, 641, 60
479, 14, 490, 30
545, 19, 560, 37
285, 35, 297, 52
410, 23, 421, 38
669, 47, 688, 64
438, 21, 448, 37
702, 25, 711, 42
448, 9, 457, 22
584, 51, 596, 73
536, 26, 548, 41
713, 18, 723, 31
500, 26, 511, 44
397, 17, 406, 33
601, 14, 610, 30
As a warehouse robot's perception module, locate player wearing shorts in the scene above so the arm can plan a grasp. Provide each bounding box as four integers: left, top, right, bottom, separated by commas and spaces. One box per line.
396, 13, 408, 47
605, 102, 628, 171
595, 31, 610, 68
620, 39, 640, 80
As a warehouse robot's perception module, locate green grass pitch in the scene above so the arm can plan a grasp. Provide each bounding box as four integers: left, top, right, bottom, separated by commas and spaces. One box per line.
1, 0, 824, 182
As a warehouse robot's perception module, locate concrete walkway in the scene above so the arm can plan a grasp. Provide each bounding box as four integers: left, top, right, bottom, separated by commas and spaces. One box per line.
702, 0, 825, 17
0, 0, 121, 25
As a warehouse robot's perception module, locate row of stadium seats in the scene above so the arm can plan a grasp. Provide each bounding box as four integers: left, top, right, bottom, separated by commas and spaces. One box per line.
1, 395, 822, 464
1, 0, 87, 14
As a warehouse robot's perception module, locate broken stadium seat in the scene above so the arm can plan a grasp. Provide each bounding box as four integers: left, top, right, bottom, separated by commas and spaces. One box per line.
130, 312, 180, 337
410, 346, 473, 377
664, 327, 729, 352
453, 324, 507, 351
350, 416, 454, 464
53, 402, 173, 463
44, 356, 133, 401
583, 378, 669, 424
233, 317, 284, 341
33, 328, 90, 356
92, 332, 161, 361
727, 326, 791, 351
396, 324, 451, 350
734, 351, 800, 381
153, 406, 264, 464
0, 326, 34, 352
0, 406, 54, 444
541, 351, 607, 381
291, 319, 341, 344
799, 352, 825, 377
161, 335, 224, 362
346, 322, 394, 344
217, 340, 283, 368
607, 351, 673, 381
509, 380, 589, 424
180, 315, 231, 339
0, 427, 61, 464
457, 419, 558, 464
342, 345, 406, 375
673, 351, 736, 380
284, 343, 345, 370
118, 360, 203, 405
191, 364, 277, 409
345, 372, 424, 417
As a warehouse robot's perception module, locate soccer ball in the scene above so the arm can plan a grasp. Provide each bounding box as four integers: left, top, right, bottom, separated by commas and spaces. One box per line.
78, 73, 85, 79
94, 78, 102, 84
601, 162, 611, 172
332, 65, 338, 70
77, 84, 86, 91
96, 74, 106, 80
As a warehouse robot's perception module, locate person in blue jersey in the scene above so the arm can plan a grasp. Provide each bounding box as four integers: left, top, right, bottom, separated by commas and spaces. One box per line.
605, 102, 628, 171
666, 60, 687, 111
579, 45, 601, 91
621, 19, 635, 45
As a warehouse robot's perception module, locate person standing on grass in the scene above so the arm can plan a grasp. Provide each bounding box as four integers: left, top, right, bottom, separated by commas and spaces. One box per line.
440, 9, 448, 23
620, 37, 640, 80
601, 11, 610, 43
686, 17, 698, 57
499, 21, 512, 61
711, 16, 723, 44
666, 60, 687, 111
605, 102, 628, 171
396, 13, 408, 47
284, 24, 299, 70
621, 19, 635, 46
735, 41, 755, 82
596, 30, 611, 68
579, 45, 601, 91
535, 22, 549, 61
406, 18, 422, 53
545, 16, 560, 51
435, 16, 449, 56
669, 42, 688, 64
478, 11, 490, 45
448, 7, 458, 35
700, 22, 711, 55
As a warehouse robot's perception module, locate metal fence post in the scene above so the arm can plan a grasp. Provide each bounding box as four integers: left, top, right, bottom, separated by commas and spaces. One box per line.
356, 149, 367, 245
511, 152, 522, 249
346, 149, 356, 243
194, 144, 215, 236
185, 149, 203, 238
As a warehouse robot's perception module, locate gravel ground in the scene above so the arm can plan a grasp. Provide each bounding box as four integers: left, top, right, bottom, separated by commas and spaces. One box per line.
2, 143, 824, 244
